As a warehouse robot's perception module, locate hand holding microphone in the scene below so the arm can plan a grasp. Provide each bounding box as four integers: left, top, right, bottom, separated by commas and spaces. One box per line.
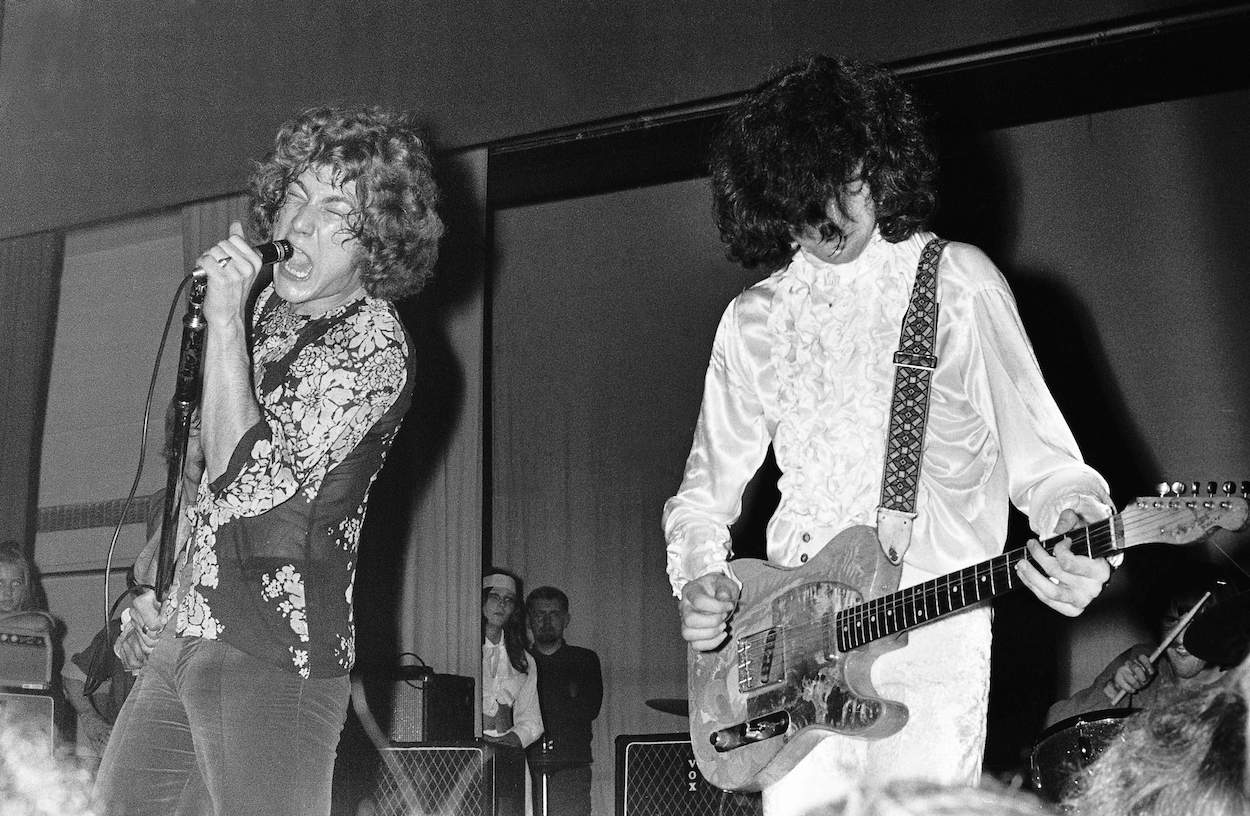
194, 223, 289, 327
190, 238, 293, 277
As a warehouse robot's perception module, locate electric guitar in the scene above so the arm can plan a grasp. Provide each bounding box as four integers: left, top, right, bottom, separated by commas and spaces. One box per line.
687, 490, 1248, 791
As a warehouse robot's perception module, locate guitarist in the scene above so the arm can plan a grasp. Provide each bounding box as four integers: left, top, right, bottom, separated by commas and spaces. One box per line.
663, 55, 1115, 815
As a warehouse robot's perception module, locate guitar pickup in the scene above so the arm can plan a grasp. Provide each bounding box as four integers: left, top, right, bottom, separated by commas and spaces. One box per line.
710, 711, 791, 752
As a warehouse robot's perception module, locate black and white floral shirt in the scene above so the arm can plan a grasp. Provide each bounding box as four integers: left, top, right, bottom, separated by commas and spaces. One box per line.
172, 287, 413, 678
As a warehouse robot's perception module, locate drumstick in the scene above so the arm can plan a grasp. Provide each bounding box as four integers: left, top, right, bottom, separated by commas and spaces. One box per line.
1108, 591, 1211, 705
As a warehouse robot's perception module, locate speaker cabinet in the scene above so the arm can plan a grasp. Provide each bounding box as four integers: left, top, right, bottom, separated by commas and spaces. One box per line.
366, 741, 525, 816
0, 692, 55, 753
389, 671, 475, 744
615, 733, 761, 816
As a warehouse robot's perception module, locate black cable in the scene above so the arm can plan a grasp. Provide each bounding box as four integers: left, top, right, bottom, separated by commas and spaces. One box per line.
96, 275, 191, 641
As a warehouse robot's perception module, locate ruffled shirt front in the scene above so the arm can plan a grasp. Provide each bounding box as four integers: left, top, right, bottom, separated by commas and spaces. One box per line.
664, 231, 1110, 596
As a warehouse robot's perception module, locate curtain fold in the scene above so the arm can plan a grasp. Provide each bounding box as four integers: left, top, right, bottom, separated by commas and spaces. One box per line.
0, 231, 64, 548
181, 194, 251, 271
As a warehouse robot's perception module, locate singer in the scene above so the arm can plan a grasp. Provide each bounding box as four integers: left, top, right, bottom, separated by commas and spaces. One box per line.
95, 106, 444, 816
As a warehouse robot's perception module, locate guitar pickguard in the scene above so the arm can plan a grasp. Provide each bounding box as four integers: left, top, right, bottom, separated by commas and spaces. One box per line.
688, 525, 908, 791
740, 580, 884, 735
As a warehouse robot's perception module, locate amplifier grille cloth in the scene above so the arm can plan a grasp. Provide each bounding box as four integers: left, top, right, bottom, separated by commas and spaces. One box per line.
619, 736, 761, 816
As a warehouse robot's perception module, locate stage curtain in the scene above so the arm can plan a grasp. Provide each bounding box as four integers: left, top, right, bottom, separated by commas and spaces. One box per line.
490, 178, 760, 816
393, 149, 488, 687
181, 194, 250, 271
0, 232, 64, 548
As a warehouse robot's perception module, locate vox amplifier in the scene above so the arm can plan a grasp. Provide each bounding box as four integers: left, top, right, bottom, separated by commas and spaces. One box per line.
615, 733, 761, 816
367, 741, 525, 816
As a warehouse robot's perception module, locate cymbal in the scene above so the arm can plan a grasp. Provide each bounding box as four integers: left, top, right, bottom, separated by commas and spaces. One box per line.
1185, 590, 1250, 668
645, 697, 689, 717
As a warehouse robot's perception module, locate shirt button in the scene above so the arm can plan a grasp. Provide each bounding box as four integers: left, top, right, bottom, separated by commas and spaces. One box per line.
801, 532, 811, 542
800, 553, 808, 563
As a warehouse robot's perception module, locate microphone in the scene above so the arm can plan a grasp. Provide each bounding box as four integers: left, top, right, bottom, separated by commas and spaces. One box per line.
190, 240, 294, 277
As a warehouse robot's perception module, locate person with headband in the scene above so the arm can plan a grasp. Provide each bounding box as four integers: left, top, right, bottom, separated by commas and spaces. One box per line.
481, 569, 544, 750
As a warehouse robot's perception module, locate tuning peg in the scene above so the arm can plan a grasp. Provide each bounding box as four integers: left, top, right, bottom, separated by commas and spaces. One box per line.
1171, 481, 1185, 496
1156, 482, 1172, 497
1242, 481, 1250, 497
1207, 481, 1218, 496
1223, 481, 1236, 496
1190, 481, 1202, 496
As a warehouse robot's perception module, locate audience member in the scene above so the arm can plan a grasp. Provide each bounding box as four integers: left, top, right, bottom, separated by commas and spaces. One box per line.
1063, 671, 1249, 814
0, 540, 46, 619
525, 585, 602, 816
481, 569, 543, 749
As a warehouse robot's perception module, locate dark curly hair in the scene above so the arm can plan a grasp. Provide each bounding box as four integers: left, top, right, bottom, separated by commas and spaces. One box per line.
711, 55, 937, 271
249, 105, 444, 300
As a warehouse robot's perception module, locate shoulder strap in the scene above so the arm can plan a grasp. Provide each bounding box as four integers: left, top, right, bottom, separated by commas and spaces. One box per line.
876, 237, 946, 564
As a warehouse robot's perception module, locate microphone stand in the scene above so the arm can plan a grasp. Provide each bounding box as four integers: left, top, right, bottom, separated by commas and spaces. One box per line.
156, 277, 207, 601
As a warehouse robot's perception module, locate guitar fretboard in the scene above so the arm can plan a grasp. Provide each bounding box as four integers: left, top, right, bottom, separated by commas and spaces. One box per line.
834, 515, 1120, 652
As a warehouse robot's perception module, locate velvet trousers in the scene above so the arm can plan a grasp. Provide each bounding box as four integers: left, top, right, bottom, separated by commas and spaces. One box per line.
95, 635, 348, 816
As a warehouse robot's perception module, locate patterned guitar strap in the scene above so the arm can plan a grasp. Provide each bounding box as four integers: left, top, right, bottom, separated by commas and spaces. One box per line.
876, 237, 947, 565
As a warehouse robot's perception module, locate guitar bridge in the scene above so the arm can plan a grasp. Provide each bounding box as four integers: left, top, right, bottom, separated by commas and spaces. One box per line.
709, 711, 791, 752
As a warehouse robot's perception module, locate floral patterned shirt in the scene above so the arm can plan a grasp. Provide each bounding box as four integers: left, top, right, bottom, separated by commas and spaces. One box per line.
172, 286, 413, 678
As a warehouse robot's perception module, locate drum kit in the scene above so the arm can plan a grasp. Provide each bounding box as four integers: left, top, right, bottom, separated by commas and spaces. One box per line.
1029, 587, 1250, 802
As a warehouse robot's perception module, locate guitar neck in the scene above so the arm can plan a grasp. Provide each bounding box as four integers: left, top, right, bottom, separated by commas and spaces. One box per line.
834, 515, 1123, 652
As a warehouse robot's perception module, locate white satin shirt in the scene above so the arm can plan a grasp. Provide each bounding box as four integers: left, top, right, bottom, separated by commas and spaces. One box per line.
664, 231, 1111, 597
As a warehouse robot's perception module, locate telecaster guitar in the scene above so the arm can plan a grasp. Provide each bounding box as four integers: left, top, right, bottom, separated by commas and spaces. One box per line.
687, 490, 1248, 791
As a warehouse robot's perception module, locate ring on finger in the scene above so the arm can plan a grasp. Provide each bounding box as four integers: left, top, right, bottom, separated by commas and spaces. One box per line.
216, 255, 231, 267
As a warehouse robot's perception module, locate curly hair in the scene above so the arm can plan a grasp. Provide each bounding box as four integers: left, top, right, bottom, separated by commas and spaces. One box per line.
711, 54, 938, 271
482, 568, 530, 674
249, 105, 444, 301
1063, 680, 1248, 815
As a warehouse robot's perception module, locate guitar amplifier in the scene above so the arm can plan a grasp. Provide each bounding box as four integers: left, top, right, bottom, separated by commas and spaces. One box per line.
389, 671, 475, 744
615, 734, 761, 816
0, 626, 53, 690
366, 742, 525, 816
0, 692, 55, 753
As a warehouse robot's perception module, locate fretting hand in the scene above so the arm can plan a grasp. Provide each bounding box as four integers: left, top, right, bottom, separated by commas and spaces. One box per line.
1015, 508, 1113, 617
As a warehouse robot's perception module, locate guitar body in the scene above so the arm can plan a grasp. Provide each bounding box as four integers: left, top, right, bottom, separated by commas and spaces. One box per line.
686, 490, 1250, 792
688, 525, 908, 792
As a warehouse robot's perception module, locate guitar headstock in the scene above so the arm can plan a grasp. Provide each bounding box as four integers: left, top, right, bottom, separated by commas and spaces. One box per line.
1119, 480, 1249, 549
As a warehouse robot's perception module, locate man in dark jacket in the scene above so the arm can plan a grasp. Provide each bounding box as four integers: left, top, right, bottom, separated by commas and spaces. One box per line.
526, 586, 603, 816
